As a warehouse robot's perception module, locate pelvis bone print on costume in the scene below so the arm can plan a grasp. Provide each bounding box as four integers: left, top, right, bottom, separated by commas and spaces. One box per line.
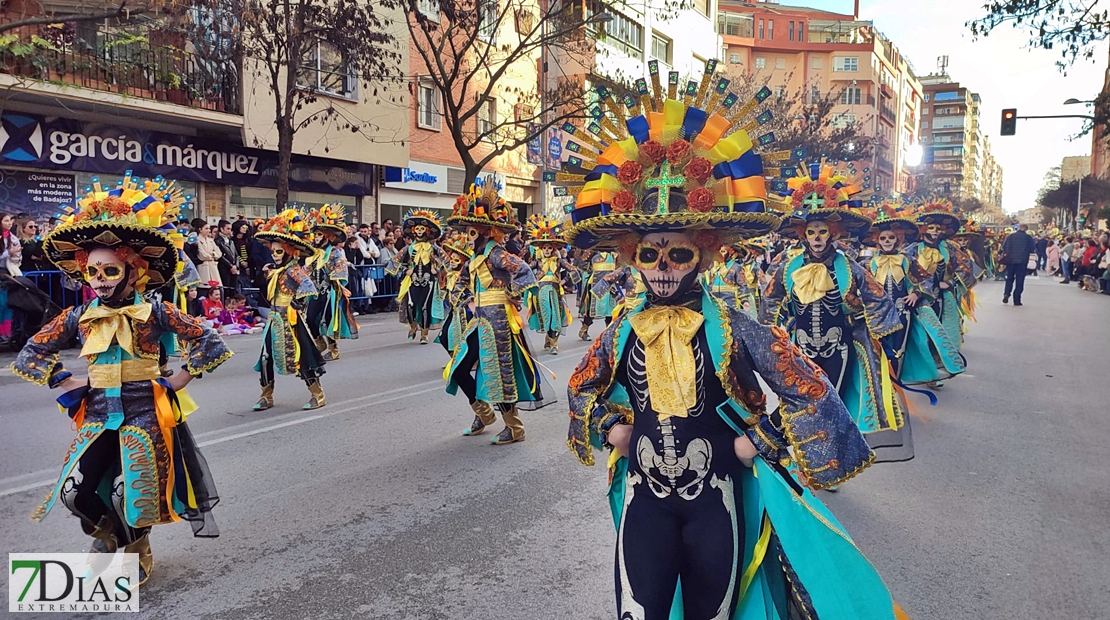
636, 417, 712, 501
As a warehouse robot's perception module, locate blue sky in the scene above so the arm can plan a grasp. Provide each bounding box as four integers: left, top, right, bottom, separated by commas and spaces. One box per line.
813, 0, 1108, 213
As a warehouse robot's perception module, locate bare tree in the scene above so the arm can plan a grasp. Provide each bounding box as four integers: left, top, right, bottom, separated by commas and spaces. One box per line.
0, 0, 155, 34
968, 0, 1109, 69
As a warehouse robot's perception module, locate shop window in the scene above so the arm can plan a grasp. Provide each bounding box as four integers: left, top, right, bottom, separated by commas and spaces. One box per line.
298, 39, 357, 100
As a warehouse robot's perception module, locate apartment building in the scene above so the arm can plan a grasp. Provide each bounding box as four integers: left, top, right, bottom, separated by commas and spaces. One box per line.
0, 11, 408, 224
716, 0, 923, 196
919, 75, 1004, 215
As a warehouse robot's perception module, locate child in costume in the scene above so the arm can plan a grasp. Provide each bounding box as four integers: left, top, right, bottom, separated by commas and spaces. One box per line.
525, 215, 574, 354
762, 162, 909, 450
436, 236, 473, 357
11, 174, 230, 587
553, 61, 910, 620
387, 209, 443, 344
444, 181, 540, 445
253, 209, 326, 411
305, 204, 358, 359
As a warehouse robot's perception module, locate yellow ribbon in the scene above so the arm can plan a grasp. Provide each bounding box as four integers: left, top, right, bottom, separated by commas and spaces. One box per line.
790, 263, 836, 305
79, 302, 153, 359
916, 246, 943, 275
306, 246, 327, 271
872, 254, 905, 285
411, 241, 434, 266
266, 263, 291, 303
540, 256, 561, 282
628, 306, 704, 420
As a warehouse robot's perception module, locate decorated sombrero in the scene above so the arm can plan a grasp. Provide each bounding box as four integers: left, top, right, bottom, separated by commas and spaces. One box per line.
402, 208, 443, 238
440, 236, 473, 260
914, 198, 963, 240
525, 215, 565, 245
256, 208, 315, 256
866, 199, 920, 244
44, 172, 190, 292
545, 59, 782, 250
448, 179, 518, 233
734, 235, 770, 257
769, 160, 874, 238
954, 218, 985, 243
308, 203, 349, 241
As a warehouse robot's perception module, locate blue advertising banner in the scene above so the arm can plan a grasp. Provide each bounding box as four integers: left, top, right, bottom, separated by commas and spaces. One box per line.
0, 112, 374, 195
0, 168, 75, 222
526, 123, 543, 166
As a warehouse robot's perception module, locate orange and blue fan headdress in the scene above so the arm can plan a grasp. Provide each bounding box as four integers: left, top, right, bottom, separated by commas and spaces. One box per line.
308, 203, 350, 240
866, 197, 920, 244
402, 208, 443, 238
525, 215, 565, 245
769, 159, 875, 238
448, 177, 518, 233
43, 171, 190, 291
441, 235, 473, 260
544, 59, 782, 250
256, 207, 315, 256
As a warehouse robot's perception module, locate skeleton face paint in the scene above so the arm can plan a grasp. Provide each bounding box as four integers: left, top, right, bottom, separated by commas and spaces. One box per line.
313, 231, 326, 248
542, 245, 556, 258
634, 232, 701, 301
466, 226, 481, 250
924, 223, 942, 244
413, 224, 428, 240
85, 247, 134, 302
877, 230, 900, 253
805, 222, 832, 255
270, 241, 289, 265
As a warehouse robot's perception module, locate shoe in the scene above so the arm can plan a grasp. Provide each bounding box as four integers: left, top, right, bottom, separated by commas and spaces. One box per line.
123, 536, 153, 587
420, 328, 429, 344
463, 415, 487, 436
1014, 302, 1023, 306
491, 426, 525, 445
253, 382, 275, 411
407, 326, 417, 341
328, 341, 340, 359
1002, 294, 1009, 304
926, 380, 944, 389
463, 401, 497, 436
491, 405, 525, 445
303, 380, 326, 410
578, 324, 590, 341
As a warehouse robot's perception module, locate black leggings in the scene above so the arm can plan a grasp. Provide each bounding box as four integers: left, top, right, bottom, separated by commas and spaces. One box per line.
58, 431, 149, 544
580, 316, 612, 327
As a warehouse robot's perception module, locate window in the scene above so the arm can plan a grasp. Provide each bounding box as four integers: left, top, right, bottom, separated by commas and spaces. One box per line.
810, 85, 820, 103
768, 19, 773, 39
651, 33, 672, 64
934, 91, 960, 101
832, 113, 856, 128
811, 56, 823, 69
729, 52, 741, 64
922, 107, 929, 115
798, 21, 804, 42
717, 13, 753, 37
298, 39, 356, 99
789, 21, 794, 41
924, 94, 931, 102
921, 121, 929, 129
774, 86, 785, 99
417, 0, 439, 18
417, 80, 442, 131
775, 57, 785, 70
478, 97, 497, 138
840, 86, 861, 105
692, 0, 708, 17
833, 56, 858, 72
759, 19, 764, 39
478, 0, 498, 42
588, 3, 643, 55
754, 57, 766, 69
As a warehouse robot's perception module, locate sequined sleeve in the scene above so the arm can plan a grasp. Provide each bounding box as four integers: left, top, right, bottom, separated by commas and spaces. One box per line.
851, 260, 902, 339
903, 244, 939, 300
157, 302, 233, 376
759, 262, 790, 326
566, 321, 621, 466
327, 248, 348, 284
175, 255, 202, 290
288, 265, 317, 300
490, 245, 537, 297
10, 306, 83, 386
731, 311, 874, 489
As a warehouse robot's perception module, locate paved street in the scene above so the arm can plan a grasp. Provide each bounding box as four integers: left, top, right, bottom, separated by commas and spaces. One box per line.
2, 277, 1109, 619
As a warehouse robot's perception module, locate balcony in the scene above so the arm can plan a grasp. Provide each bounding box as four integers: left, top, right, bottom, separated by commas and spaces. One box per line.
0, 24, 240, 115
879, 104, 896, 125
877, 154, 894, 171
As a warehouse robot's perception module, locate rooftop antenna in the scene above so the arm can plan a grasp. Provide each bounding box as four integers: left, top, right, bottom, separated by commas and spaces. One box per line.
937, 55, 949, 78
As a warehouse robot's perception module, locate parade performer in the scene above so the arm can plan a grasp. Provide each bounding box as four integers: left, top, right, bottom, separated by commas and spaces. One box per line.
437, 236, 473, 357
737, 237, 769, 318
304, 204, 357, 360
577, 249, 618, 340
444, 181, 540, 445
525, 215, 574, 354
11, 174, 230, 586
703, 241, 761, 317
903, 199, 976, 375
553, 61, 909, 620
387, 209, 443, 344
253, 209, 326, 411
762, 161, 909, 448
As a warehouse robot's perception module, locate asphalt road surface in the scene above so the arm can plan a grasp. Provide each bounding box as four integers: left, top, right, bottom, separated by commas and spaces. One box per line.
2, 276, 1108, 619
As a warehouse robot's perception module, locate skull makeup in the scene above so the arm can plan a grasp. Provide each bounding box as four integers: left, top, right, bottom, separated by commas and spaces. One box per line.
634, 232, 701, 301
270, 241, 291, 265
923, 222, 942, 245
413, 224, 428, 240
465, 226, 483, 250
877, 229, 900, 253
804, 221, 832, 256
313, 231, 326, 247
445, 252, 464, 270
541, 245, 557, 258
85, 247, 136, 302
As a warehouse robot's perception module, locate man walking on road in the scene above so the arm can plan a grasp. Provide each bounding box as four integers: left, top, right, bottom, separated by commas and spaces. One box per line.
1001, 224, 1036, 306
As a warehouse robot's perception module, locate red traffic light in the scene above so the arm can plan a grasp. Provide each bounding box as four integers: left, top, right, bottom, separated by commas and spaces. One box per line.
1001, 108, 1017, 136
1004, 111, 1015, 119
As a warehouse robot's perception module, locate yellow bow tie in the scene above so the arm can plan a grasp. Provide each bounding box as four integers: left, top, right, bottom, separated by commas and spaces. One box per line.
916, 246, 943, 274
872, 254, 905, 285
541, 256, 560, 275
412, 242, 434, 266
629, 306, 704, 420
79, 302, 153, 359
791, 262, 836, 305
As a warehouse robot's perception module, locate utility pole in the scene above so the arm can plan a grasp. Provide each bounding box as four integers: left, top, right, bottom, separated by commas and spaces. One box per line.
1076, 175, 1083, 231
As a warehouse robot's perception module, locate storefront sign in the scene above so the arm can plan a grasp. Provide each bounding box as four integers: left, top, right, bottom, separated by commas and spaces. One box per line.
0, 113, 374, 195
0, 168, 75, 221
383, 163, 450, 193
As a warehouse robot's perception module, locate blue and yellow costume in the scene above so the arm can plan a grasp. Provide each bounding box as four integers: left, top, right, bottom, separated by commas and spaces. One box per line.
525, 215, 574, 354
578, 250, 618, 340
552, 60, 909, 620
306, 204, 358, 360
436, 237, 473, 357
11, 174, 231, 586
387, 209, 444, 344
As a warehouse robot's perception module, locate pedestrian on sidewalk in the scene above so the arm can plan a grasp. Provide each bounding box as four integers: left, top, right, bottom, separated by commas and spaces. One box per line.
1060, 236, 1075, 284
1001, 223, 1035, 306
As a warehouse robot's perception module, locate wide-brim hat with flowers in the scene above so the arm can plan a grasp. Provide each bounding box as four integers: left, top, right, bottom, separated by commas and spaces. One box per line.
44, 172, 190, 292
545, 59, 782, 251
866, 199, 920, 244
447, 179, 518, 233
525, 215, 566, 245
770, 160, 874, 239
308, 203, 349, 241
402, 208, 443, 238
256, 208, 315, 256
914, 198, 963, 240
954, 218, 985, 243
441, 235, 474, 260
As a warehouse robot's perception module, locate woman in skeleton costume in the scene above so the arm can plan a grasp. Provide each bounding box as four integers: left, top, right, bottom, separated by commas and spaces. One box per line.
902, 200, 976, 387
555, 62, 910, 620
525, 215, 574, 354
387, 209, 443, 344
11, 175, 229, 587
444, 182, 541, 445
762, 162, 909, 451
578, 249, 618, 340
305, 204, 358, 360
866, 204, 965, 389
436, 236, 473, 357
253, 209, 326, 411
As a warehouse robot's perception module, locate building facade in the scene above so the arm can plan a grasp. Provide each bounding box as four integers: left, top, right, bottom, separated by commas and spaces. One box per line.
716, 0, 922, 196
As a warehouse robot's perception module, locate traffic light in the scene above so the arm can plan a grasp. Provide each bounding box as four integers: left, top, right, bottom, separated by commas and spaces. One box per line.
1000, 108, 1017, 136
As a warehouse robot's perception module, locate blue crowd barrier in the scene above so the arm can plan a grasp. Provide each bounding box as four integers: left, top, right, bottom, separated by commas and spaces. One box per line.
348, 264, 400, 302
22, 270, 85, 309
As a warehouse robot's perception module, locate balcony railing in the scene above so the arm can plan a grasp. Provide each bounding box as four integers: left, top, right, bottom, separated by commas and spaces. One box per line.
0, 24, 240, 114
879, 104, 896, 124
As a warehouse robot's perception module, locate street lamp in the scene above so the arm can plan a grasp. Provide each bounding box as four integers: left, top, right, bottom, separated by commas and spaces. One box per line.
1064, 98, 1094, 105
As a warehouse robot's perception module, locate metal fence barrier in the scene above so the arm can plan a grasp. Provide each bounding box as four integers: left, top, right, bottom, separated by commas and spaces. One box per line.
22, 270, 87, 309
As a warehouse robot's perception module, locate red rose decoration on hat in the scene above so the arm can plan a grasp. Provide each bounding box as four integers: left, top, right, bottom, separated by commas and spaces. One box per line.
639, 140, 666, 166
685, 157, 713, 184
666, 139, 693, 166
687, 187, 715, 213
611, 190, 637, 214
800, 181, 816, 194
823, 188, 840, 204
617, 161, 644, 185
